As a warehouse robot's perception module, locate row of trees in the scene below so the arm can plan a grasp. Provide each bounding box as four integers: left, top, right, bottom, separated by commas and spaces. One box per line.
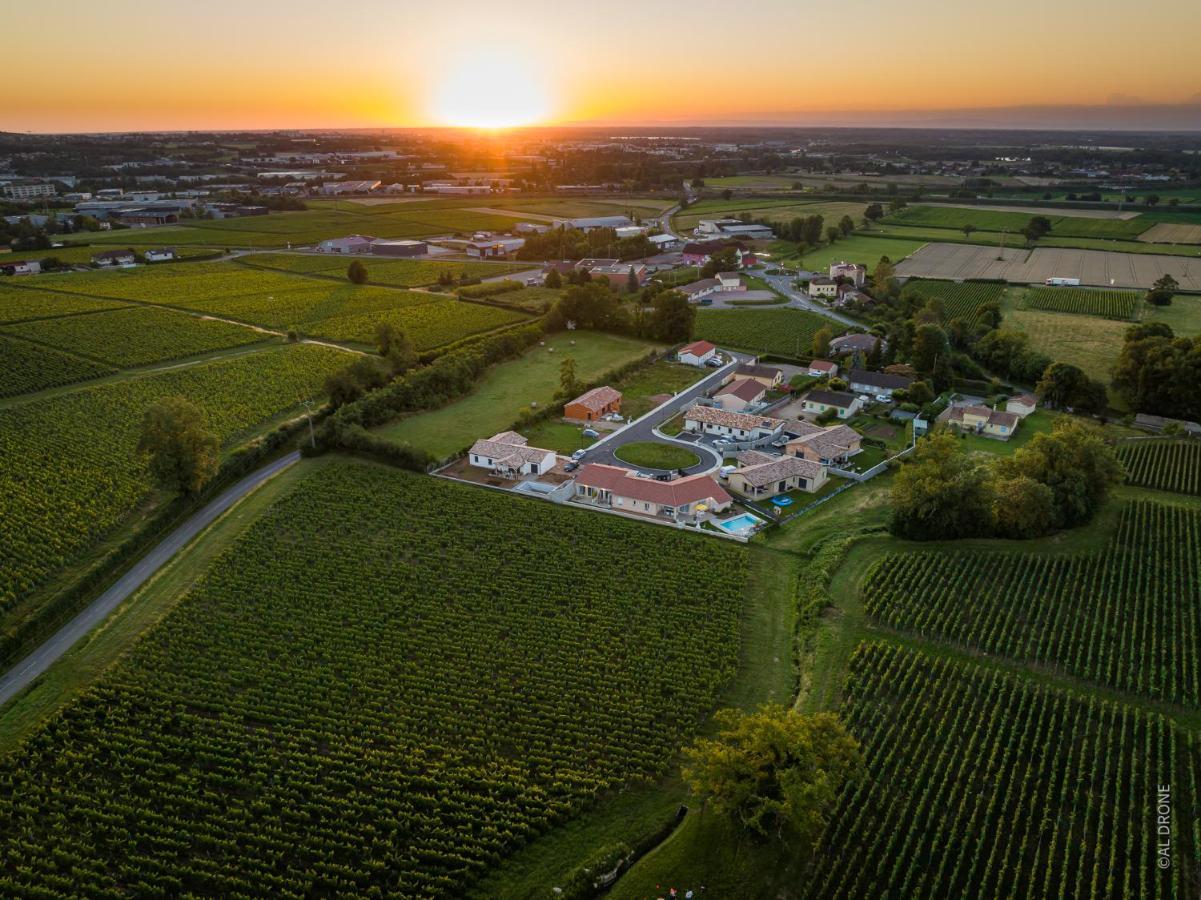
515, 226, 654, 263
544, 281, 695, 343
891, 422, 1124, 541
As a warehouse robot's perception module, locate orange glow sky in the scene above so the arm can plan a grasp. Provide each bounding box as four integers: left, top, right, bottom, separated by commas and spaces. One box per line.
4, 0, 1200, 132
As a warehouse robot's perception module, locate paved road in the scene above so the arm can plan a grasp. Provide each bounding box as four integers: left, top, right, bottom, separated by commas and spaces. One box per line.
582, 350, 754, 475
0, 452, 302, 709
758, 271, 859, 327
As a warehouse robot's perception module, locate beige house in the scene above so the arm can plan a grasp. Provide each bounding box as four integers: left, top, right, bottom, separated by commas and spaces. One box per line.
730, 363, 784, 390
802, 390, 862, 420
946, 405, 1021, 440
785, 422, 862, 464
726, 451, 827, 498
683, 405, 784, 441
468, 431, 558, 478
1006, 394, 1038, 418
573, 463, 732, 519
809, 276, 839, 298
713, 378, 767, 412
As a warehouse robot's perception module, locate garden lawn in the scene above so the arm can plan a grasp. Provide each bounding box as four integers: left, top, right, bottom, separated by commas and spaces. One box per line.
611, 360, 704, 419
517, 420, 598, 456
769, 235, 928, 271
614, 441, 701, 470
376, 331, 658, 459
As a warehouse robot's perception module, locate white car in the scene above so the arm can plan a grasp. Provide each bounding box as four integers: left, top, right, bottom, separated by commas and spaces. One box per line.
571, 449, 587, 461
875, 393, 892, 403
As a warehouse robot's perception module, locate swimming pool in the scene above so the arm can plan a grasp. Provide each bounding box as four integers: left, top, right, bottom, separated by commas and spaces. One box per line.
716, 513, 762, 535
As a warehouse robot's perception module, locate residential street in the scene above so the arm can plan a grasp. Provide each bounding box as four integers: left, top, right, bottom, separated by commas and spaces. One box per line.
0, 452, 302, 709
757, 270, 860, 327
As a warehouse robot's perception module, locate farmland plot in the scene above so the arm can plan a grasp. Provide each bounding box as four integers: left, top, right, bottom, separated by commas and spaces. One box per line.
1023, 286, 1140, 320
0, 335, 115, 397
900, 279, 1005, 320
886, 204, 1151, 240
694, 308, 830, 359
0, 284, 129, 323
0, 463, 745, 896
240, 254, 522, 286
1117, 439, 1201, 495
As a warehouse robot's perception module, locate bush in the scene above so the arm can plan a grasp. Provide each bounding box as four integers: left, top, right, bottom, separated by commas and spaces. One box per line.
458, 280, 522, 299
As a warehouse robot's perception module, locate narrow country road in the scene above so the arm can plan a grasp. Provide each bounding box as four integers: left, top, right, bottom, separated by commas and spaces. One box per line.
758, 271, 859, 327
0, 451, 302, 709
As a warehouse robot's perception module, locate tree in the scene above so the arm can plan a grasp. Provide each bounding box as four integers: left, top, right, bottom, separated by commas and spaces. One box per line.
646, 289, 694, 343
866, 337, 883, 369
376, 322, 417, 375
801, 215, 825, 246
1145, 273, 1178, 307
701, 247, 739, 279
890, 431, 994, 540
347, 260, 368, 284
907, 380, 935, 406
989, 475, 1055, 539
839, 215, 855, 237
1021, 215, 1052, 243
721, 188, 733, 201
872, 256, 896, 296
961, 223, 977, 240
910, 324, 949, 375
544, 267, 562, 289
825, 225, 841, 244
626, 266, 640, 294
136, 397, 219, 496
682, 707, 862, 845
812, 326, 832, 359
1112, 323, 1201, 421
1036, 362, 1106, 414
864, 203, 884, 222
559, 355, 579, 397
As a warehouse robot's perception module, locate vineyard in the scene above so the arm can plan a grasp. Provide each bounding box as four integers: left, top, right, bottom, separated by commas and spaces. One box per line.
308, 300, 526, 349
240, 253, 521, 286
0, 285, 128, 323
900, 279, 1006, 321
694, 308, 829, 359
1, 306, 268, 367
0, 335, 115, 397
1024, 286, 1140, 320
806, 642, 1199, 899
0, 463, 746, 896
0, 344, 348, 613
1117, 439, 1201, 495
862, 501, 1201, 704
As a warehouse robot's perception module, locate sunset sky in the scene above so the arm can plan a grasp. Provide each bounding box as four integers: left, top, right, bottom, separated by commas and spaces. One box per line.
5, 0, 1200, 132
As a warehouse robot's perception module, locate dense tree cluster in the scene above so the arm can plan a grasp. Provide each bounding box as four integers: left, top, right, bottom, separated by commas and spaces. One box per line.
1112, 323, 1201, 421
516, 226, 652, 262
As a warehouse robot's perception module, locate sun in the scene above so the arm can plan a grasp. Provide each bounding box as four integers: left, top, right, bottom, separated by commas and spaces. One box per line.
430, 51, 552, 129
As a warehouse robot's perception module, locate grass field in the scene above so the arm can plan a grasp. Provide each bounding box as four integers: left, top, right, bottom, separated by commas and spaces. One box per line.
0, 343, 349, 617
376, 332, 657, 459
675, 199, 867, 232
872, 222, 1201, 256
613, 441, 701, 470
0, 306, 268, 367
1022, 285, 1141, 320
694, 307, 833, 359
885, 204, 1151, 240
1005, 306, 1127, 391
0, 461, 747, 896
773, 235, 928, 271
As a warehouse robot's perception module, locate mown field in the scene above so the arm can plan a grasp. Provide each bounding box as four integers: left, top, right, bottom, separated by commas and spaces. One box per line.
26, 263, 529, 350
900, 279, 1006, 320
1, 306, 268, 367
885, 204, 1151, 240
1023, 285, 1141, 320
1117, 439, 1201, 496
0, 335, 115, 397
0, 343, 348, 614
806, 641, 1197, 899
0, 462, 746, 896
238, 254, 523, 286
863, 501, 1200, 705
695, 308, 836, 359
776, 236, 927, 272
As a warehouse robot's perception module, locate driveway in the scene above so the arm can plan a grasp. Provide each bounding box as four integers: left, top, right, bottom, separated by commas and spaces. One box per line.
581, 349, 754, 475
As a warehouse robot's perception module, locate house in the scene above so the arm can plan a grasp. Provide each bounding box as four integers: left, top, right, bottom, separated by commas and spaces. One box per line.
716, 272, 743, 291
0, 259, 41, 276
713, 378, 767, 412
1006, 394, 1038, 418
647, 233, 680, 251
92, 249, 136, 267
467, 237, 524, 259
696, 219, 775, 240
588, 263, 647, 289
726, 451, 827, 498
468, 431, 558, 478
143, 248, 177, 263
679, 278, 721, 302
808, 276, 839, 299
829, 333, 885, 357
945, 405, 1021, 440
680, 240, 753, 268
565, 386, 622, 421
678, 340, 718, 367
829, 261, 867, 287
371, 239, 428, 257
802, 389, 862, 419
847, 369, 913, 398
573, 463, 732, 519
565, 215, 634, 232
321, 180, 381, 195
683, 406, 783, 441
784, 422, 862, 464
834, 287, 875, 309
316, 234, 377, 254
808, 359, 838, 378
731, 363, 783, 390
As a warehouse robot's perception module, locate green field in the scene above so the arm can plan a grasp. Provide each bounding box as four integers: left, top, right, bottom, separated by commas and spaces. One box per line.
239, 253, 523, 286
0, 335, 116, 397
1005, 305, 1128, 390
1117, 439, 1201, 496
376, 332, 657, 459
0, 343, 349, 615
675, 199, 867, 232
901, 279, 1006, 321
885, 204, 1151, 240
0, 462, 746, 896
0, 284, 129, 323
614, 441, 701, 470
1, 306, 268, 367
775, 235, 928, 272
694, 308, 832, 359
870, 222, 1201, 256
1023, 286, 1140, 320
805, 641, 1195, 899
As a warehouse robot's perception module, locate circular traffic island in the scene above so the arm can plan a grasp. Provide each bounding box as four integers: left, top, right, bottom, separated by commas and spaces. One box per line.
613, 441, 701, 471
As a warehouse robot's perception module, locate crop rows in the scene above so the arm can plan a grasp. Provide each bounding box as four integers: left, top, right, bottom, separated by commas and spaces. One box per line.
241, 254, 521, 286
0, 284, 128, 323
863, 501, 1201, 704
694, 308, 828, 358
806, 642, 1199, 899
0, 335, 115, 398
0, 306, 268, 367
310, 300, 527, 348
0, 344, 348, 612
0, 463, 746, 896
886, 205, 1151, 240
1116, 439, 1201, 495
901, 278, 1006, 321
1024, 286, 1140, 320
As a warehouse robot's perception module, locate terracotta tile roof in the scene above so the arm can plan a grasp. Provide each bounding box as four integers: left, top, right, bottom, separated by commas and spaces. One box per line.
787, 423, 861, 460
1010, 393, 1038, 406
733, 454, 823, 488
684, 405, 783, 432
948, 406, 1020, 429
574, 463, 732, 507
569, 386, 622, 413
469, 431, 555, 466
679, 340, 717, 356
714, 378, 765, 403
808, 359, 838, 373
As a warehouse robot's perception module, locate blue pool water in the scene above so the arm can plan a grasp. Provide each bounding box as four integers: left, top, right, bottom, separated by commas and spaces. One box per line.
717, 513, 761, 534
771, 496, 794, 507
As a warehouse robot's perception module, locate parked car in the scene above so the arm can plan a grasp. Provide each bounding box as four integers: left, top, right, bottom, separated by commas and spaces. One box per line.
719, 465, 737, 478
704, 357, 723, 368
525, 278, 541, 286
581, 427, 600, 439
563, 461, 579, 472
571, 449, 587, 461
875, 393, 892, 403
